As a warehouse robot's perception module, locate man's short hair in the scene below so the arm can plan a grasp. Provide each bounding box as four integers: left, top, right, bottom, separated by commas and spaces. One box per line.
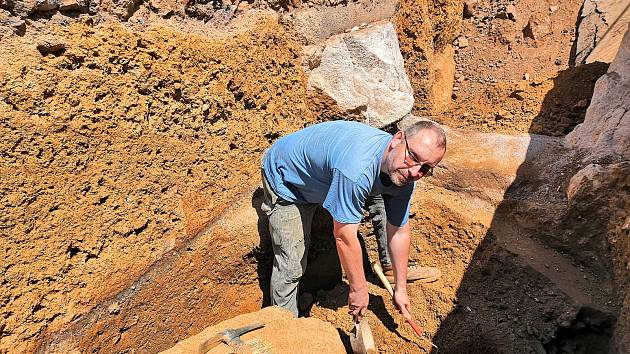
404, 120, 447, 150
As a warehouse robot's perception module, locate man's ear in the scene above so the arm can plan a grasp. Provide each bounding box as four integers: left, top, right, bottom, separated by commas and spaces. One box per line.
392, 131, 404, 147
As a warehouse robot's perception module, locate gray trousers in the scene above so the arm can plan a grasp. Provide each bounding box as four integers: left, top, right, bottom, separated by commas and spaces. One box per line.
261, 171, 390, 316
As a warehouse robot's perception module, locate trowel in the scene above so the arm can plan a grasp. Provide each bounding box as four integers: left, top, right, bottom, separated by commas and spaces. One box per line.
349, 316, 376, 354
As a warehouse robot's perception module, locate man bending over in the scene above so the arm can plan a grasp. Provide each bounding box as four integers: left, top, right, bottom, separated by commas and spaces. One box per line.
261, 119, 446, 320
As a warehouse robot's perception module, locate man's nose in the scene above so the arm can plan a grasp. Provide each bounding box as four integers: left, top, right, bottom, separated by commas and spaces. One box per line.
409, 165, 423, 179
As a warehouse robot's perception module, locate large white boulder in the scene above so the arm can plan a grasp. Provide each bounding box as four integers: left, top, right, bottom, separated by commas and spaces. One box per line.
566, 25, 630, 160
306, 21, 414, 128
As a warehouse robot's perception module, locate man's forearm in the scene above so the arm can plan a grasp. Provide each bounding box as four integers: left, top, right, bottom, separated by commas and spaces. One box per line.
386, 222, 411, 291
333, 222, 366, 291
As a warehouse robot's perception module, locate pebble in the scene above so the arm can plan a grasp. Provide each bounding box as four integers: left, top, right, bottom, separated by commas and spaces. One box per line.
457, 36, 469, 48
524, 73, 530, 81
108, 302, 120, 315
555, 58, 562, 65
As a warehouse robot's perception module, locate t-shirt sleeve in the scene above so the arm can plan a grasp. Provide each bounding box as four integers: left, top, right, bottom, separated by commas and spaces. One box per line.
323, 169, 369, 224
383, 182, 415, 227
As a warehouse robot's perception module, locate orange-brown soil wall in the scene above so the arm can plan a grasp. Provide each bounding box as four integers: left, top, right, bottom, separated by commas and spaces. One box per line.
0, 15, 315, 352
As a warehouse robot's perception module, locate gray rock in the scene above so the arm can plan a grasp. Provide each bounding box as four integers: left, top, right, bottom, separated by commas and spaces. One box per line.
34, 0, 60, 12
307, 22, 414, 128
566, 26, 630, 160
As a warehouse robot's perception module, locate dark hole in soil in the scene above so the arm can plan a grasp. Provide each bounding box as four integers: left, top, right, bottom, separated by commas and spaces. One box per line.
545, 307, 616, 354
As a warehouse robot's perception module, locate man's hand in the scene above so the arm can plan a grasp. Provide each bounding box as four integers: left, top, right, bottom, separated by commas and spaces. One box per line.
348, 285, 369, 321
393, 287, 411, 320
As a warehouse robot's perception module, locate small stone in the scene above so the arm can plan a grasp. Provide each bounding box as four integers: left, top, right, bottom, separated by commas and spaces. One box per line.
555, 58, 562, 65
523, 14, 553, 40
108, 302, 120, 314
457, 36, 469, 48
36, 37, 66, 56
524, 73, 530, 81
350, 26, 359, 32
549, 5, 558, 13
11, 19, 26, 36
457, 75, 465, 83
505, 4, 518, 21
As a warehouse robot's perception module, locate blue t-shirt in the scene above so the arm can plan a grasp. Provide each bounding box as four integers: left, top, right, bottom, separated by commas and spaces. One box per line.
262, 121, 414, 226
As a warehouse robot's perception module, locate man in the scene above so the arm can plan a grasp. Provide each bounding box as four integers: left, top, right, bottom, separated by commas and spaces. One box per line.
260, 119, 446, 321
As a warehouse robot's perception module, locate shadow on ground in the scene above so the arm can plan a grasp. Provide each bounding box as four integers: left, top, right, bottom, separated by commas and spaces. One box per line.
431, 63, 619, 353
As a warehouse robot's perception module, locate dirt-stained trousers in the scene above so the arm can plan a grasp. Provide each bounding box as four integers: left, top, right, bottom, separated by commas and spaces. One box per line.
261, 170, 390, 316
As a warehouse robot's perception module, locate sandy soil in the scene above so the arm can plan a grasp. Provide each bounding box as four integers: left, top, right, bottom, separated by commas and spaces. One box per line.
0, 0, 627, 352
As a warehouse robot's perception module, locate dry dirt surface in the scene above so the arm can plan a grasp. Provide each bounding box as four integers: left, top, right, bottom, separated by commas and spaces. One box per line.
0, 11, 318, 352
0, 0, 628, 352
434, 0, 609, 136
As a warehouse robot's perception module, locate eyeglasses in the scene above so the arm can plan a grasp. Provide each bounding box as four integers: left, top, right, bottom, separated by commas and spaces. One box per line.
403, 134, 434, 177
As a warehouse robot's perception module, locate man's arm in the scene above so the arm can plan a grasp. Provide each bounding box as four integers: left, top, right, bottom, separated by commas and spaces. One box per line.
386, 221, 412, 319
333, 221, 369, 320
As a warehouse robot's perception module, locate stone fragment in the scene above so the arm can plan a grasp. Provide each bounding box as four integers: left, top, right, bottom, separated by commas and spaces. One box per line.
291, 0, 398, 45
566, 27, 630, 160
457, 36, 469, 48
306, 21, 414, 128
58, 0, 88, 11
107, 302, 120, 314
549, 5, 558, 13
34, 0, 60, 11
523, 13, 553, 40
505, 4, 518, 21
0, 9, 25, 35
6, 0, 38, 16
36, 36, 66, 55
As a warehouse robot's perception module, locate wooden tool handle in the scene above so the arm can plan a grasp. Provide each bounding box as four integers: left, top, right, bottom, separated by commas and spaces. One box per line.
371, 262, 394, 297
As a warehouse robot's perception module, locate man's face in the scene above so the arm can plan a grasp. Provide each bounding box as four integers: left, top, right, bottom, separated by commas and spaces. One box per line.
383, 130, 445, 187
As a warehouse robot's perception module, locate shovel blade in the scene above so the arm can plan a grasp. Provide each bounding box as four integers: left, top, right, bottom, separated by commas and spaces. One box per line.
349, 318, 376, 354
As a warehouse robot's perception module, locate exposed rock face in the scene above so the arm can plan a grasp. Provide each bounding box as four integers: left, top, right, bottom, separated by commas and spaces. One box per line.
162, 306, 345, 353
306, 21, 414, 128
566, 21, 629, 354
574, 0, 630, 65
564, 162, 629, 354
566, 26, 630, 161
